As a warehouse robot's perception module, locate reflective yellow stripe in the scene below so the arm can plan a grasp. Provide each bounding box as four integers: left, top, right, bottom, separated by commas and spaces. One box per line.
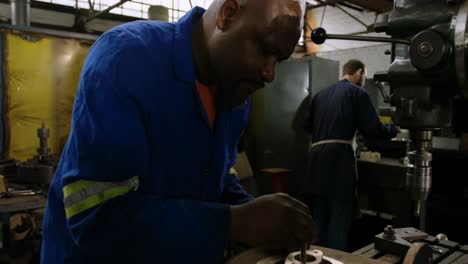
379, 116, 392, 124
63, 176, 139, 219
229, 168, 238, 177
65, 185, 135, 218
63, 179, 95, 198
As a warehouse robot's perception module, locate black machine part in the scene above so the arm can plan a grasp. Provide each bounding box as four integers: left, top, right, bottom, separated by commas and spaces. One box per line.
371, 226, 468, 263
402, 243, 434, 264
375, 226, 425, 257
17, 122, 57, 185
36, 121, 50, 161
356, 226, 467, 263
455, 0, 468, 98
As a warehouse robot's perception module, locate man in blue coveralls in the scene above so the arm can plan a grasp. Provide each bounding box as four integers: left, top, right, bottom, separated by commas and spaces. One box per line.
303, 59, 398, 251
41, 0, 316, 263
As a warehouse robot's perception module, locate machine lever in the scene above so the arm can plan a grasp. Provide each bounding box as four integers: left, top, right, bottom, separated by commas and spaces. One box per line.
311, 27, 411, 45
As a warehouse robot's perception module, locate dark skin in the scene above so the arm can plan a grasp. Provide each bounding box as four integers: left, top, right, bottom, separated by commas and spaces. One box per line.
192, 0, 316, 252
192, 0, 304, 105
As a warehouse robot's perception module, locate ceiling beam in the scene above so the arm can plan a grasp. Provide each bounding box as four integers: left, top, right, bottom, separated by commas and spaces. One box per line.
307, 0, 392, 13
86, 0, 130, 23
307, 0, 366, 12
344, 0, 393, 13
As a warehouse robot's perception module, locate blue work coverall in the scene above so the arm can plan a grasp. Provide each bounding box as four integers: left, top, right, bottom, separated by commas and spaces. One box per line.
41, 7, 253, 263
303, 79, 397, 251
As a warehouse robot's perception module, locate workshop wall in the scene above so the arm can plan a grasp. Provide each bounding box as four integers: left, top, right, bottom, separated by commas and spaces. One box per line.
1, 29, 92, 161
316, 44, 392, 77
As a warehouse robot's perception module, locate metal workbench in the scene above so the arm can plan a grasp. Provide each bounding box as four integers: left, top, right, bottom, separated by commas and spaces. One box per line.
0, 195, 46, 249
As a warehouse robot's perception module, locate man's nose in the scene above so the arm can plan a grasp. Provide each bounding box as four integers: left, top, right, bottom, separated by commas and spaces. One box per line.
261, 58, 277, 83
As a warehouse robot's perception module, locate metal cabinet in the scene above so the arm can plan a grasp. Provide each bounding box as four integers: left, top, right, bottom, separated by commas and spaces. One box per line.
247, 56, 339, 196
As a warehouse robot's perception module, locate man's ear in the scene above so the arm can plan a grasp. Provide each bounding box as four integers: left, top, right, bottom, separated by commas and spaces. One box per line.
216, 0, 240, 31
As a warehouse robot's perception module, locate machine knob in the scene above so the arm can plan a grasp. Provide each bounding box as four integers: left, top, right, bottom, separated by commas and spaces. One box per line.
436, 233, 448, 241
383, 225, 396, 240
311, 27, 327, 45
418, 42, 434, 57
410, 30, 451, 71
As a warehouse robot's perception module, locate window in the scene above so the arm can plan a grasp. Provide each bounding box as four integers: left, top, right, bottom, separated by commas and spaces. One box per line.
34, 0, 312, 27
34, 0, 213, 21
33, 0, 306, 48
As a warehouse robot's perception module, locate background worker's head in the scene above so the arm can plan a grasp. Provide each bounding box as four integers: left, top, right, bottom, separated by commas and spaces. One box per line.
342, 59, 366, 87
194, 0, 305, 105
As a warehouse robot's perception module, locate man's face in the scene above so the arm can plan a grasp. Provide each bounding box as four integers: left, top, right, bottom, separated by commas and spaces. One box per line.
209, 0, 303, 105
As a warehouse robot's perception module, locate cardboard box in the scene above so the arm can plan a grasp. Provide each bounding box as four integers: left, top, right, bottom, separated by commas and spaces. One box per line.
233, 152, 254, 180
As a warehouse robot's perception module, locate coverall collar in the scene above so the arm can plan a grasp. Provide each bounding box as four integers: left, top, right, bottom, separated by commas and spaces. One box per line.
173, 6, 205, 83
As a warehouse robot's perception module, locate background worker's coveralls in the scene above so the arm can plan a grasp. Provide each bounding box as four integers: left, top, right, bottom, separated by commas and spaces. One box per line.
303, 79, 397, 251
41, 7, 253, 263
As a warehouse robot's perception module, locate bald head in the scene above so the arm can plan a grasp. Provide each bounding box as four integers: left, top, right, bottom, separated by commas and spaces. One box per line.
205, 0, 304, 39
192, 0, 305, 105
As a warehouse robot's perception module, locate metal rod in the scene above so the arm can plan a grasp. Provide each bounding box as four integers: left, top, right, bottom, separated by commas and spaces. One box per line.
320, 5, 327, 27
315, 0, 337, 5
10, 0, 30, 27
335, 4, 368, 28
304, 39, 343, 50
419, 201, 427, 231
349, 29, 374, 35
301, 244, 307, 264
86, 0, 130, 23
375, 81, 390, 103
326, 33, 411, 45
307, 0, 365, 12
306, 2, 329, 10
305, 20, 314, 31
88, 0, 95, 13
337, 1, 365, 12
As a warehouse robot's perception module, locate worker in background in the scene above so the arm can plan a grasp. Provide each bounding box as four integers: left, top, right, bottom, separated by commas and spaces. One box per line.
303, 59, 398, 251
41, 0, 316, 263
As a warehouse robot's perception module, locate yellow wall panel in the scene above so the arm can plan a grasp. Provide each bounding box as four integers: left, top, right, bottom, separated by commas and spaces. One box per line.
3, 32, 91, 161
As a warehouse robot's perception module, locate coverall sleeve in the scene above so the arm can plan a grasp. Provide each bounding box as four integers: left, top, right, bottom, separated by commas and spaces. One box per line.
62, 31, 229, 263
356, 89, 397, 140
222, 170, 254, 205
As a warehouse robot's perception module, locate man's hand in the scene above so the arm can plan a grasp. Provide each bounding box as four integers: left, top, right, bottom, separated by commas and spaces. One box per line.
230, 193, 316, 251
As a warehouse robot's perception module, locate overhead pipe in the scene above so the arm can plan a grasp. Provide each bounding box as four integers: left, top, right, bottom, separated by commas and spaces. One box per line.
10, 0, 30, 26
